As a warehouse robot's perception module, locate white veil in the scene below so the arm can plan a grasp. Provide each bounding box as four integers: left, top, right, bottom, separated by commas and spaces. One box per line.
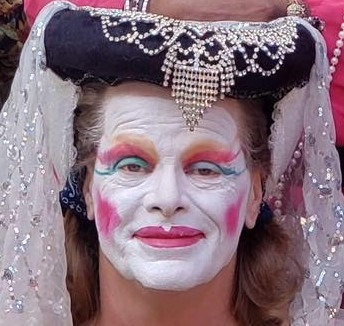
0, 3, 76, 325
266, 20, 344, 324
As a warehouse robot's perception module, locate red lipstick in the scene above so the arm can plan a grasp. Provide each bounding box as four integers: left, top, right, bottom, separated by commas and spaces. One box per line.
134, 226, 205, 248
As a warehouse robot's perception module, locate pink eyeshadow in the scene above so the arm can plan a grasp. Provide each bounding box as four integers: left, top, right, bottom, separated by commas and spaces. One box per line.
98, 143, 155, 166
183, 150, 240, 167
96, 191, 120, 237
225, 194, 244, 235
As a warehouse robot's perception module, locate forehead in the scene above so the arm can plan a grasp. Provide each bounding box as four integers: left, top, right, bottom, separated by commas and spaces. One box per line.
101, 83, 244, 145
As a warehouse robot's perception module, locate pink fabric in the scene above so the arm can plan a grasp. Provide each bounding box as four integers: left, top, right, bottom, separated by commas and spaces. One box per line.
24, 0, 126, 26
308, 0, 344, 146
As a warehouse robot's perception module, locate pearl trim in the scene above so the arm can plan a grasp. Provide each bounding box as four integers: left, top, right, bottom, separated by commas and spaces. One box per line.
329, 16, 344, 83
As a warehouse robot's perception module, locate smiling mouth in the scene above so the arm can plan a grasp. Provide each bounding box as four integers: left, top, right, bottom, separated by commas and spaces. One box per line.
133, 226, 205, 248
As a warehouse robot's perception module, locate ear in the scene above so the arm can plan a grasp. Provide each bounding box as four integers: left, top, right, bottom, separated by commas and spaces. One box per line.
83, 165, 95, 221
245, 170, 263, 229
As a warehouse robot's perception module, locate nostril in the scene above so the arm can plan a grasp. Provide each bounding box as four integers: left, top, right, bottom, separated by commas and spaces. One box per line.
150, 206, 184, 216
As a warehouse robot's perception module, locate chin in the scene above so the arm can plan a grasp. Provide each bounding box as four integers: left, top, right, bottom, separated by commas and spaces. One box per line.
100, 236, 237, 291
126, 259, 224, 291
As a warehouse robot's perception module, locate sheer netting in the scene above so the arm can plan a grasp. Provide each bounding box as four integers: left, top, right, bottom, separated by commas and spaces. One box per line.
0, 3, 77, 325
266, 21, 344, 325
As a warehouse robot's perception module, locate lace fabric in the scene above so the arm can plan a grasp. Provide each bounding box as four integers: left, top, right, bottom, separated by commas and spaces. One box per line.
0, 2, 343, 325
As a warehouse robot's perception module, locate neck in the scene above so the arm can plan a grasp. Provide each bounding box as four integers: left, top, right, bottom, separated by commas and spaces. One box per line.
94, 251, 237, 326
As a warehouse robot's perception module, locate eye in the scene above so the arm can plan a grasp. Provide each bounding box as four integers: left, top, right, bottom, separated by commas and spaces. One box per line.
185, 162, 222, 177
122, 164, 143, 172
95, 156, 152, 176
184, 161, 242, 178
115, 157, 150, 173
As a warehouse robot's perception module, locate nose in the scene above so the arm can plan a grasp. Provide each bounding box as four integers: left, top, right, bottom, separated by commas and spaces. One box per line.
143, 165, 188, 218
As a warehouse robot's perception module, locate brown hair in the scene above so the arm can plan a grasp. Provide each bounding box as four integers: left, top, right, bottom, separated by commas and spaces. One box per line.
65, 84, 105, 325
65, 84, 303, 325
232, 101, 303, 325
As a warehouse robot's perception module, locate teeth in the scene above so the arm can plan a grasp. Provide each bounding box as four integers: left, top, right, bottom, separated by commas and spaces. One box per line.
162, 224, 172, 232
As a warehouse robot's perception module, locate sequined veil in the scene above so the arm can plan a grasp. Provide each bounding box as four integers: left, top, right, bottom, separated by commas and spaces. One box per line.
0, 1, 343, 325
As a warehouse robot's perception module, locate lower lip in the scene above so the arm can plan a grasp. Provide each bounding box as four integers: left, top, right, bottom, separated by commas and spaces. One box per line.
135, 234, 204, 248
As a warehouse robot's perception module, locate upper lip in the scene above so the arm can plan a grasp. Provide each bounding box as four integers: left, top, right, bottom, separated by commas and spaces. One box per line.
134, 226, 205, 239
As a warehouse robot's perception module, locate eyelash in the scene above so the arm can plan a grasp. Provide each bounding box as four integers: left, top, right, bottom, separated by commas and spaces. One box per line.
95, 158, 243, 177
184, 161, 241, 177
95, 157, 151, 176
115, 157, 149, 173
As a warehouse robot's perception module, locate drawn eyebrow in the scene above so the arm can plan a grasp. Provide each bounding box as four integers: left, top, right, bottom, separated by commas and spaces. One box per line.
182, 149, 241, 166
97, 143, 156, 166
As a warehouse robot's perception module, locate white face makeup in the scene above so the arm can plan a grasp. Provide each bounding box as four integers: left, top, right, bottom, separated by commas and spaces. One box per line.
90, 83, 256, 291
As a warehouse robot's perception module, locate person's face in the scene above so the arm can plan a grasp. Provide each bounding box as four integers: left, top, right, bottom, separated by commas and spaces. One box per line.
84, 83, 262, 291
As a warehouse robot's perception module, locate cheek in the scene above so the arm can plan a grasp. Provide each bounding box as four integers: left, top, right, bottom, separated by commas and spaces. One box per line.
95, 190, 121, 238
225, 193, 245, 236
